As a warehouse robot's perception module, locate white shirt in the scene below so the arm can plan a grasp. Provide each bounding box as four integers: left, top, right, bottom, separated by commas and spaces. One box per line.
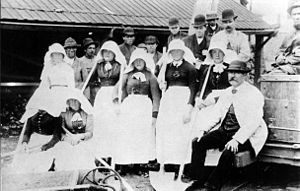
197, 37, 204, 45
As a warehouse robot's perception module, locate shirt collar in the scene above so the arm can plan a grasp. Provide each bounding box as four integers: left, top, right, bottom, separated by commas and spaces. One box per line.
173, 59, 183, 67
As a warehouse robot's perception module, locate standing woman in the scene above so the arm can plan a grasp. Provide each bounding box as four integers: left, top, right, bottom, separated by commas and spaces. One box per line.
156, 39, 198, 170
12, 43, 75, 173
89, 40, 126, 159
113, 48, 161, 171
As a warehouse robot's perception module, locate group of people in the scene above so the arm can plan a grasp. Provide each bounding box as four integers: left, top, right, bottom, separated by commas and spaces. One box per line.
14, 4, 300, 190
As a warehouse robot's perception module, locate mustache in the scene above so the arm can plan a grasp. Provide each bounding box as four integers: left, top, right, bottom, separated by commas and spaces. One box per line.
229, 77, 236, 82
225, 26, 232, 29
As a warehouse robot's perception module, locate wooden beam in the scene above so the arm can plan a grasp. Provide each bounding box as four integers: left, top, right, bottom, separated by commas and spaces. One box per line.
254, 35, 264, 86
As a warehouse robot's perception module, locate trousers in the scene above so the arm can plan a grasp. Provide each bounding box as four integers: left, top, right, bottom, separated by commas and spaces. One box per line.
190, 128, 254, 188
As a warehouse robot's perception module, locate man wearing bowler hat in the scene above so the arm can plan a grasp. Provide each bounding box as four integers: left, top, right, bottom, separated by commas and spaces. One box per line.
205, 12, 223, 45
144, 35, 162, 76
185, 60, 268, 191
183, 14, 209, 63
64, 37, 82, 88
78, 37, 99, 102
210, 9, 251, 62
119, 27, 136, 64
167, 16, 187, 46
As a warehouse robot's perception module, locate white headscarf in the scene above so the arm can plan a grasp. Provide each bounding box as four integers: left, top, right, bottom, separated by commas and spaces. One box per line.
124, 48, 155, 74
64, 88, 93, 115
40, 43, 67, 81
204, 41, 238, 65
95, 40, 126, 66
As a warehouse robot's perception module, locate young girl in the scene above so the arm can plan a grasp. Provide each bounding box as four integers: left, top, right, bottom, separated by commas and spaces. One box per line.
113, 48, 161, 173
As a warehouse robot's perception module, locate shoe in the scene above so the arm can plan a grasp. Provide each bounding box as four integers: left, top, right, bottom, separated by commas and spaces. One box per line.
184, 180, 204, 191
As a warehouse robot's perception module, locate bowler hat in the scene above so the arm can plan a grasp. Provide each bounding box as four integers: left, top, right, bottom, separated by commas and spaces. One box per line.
144, 35, 159, 44
222, 9, 238, 21
226, 60, 251, 73
168, 17, 179, 26
192, 14, 207, 27
64, 37, 81, 48
123, 27, 135, 36
82, 38, 99, 49
287, 0, 300, 15
206, 12, 219, 21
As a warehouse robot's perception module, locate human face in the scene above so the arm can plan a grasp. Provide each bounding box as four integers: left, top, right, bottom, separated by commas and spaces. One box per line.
170, 49, 184, 61
228, 71, 246, 87
65, 47, 77, 59
51, 52, 64, 64
194, 25, 206, 38
145, 42, 158, 54
291, 7, 300, 30
68, 99, 81, 111
133, 58, 146, 71
85, 44, 96, 58
123, 34, 135, 46
211, 48, 225, 64
208, 19, 216, 27
102, 49, 115, 62
222, 18, 235, 33
169, 25, 180, 35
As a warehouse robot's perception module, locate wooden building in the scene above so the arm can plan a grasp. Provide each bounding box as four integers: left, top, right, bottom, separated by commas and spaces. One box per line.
1, 0, 275, 83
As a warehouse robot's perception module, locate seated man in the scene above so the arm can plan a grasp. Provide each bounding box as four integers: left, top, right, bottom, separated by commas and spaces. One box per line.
186, 60, 268, 191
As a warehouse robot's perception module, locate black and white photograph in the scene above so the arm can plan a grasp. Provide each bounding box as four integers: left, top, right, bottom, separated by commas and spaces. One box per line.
1, 0, 300, 190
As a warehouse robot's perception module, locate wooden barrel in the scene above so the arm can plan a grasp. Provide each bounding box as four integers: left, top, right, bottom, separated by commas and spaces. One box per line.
259, 75, 300, 166
260, 75, 300, 143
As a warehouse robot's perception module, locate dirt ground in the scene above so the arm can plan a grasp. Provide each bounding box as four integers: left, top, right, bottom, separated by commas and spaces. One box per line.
1, 136, 300, 191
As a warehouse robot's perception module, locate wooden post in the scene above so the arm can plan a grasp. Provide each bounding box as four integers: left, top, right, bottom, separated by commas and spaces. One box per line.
254, 35, 263, 87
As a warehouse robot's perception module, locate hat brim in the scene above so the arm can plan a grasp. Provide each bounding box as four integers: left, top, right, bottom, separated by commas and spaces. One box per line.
206, 17, 219, 21
192, 23, 207, 27
83, 41, 99, 48
222, 15, 238, 22
64, 44, 81, 48
225, 68, 251, 73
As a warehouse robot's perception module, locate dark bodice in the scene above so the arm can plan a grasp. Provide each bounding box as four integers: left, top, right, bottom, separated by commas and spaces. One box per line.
198, 63, 231, 99
90, 60, 121, 87
165, 60, 198, 105
22, 110, 62, 143
61, 109, 92, 134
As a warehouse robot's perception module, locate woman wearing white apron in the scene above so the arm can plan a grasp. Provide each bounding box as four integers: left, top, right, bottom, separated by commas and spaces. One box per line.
89, 41, 126, 160
12, 43, 75, 174
156, 39, 198, 170
53, 88, 95, 171
113, 49, 161, 173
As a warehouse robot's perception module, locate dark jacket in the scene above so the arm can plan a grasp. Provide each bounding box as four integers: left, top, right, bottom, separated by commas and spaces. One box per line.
119, 43, 136, 64
183, 34, 209, 61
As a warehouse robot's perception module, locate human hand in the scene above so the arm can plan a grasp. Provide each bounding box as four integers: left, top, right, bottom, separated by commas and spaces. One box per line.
152, 118, 157, 128
64, 134, 81, 146
225, 139, 239, 153
159, 81, 167, 91
275, 54, 286, 64
195, 97, 206, 110
21, 142, 29, 153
